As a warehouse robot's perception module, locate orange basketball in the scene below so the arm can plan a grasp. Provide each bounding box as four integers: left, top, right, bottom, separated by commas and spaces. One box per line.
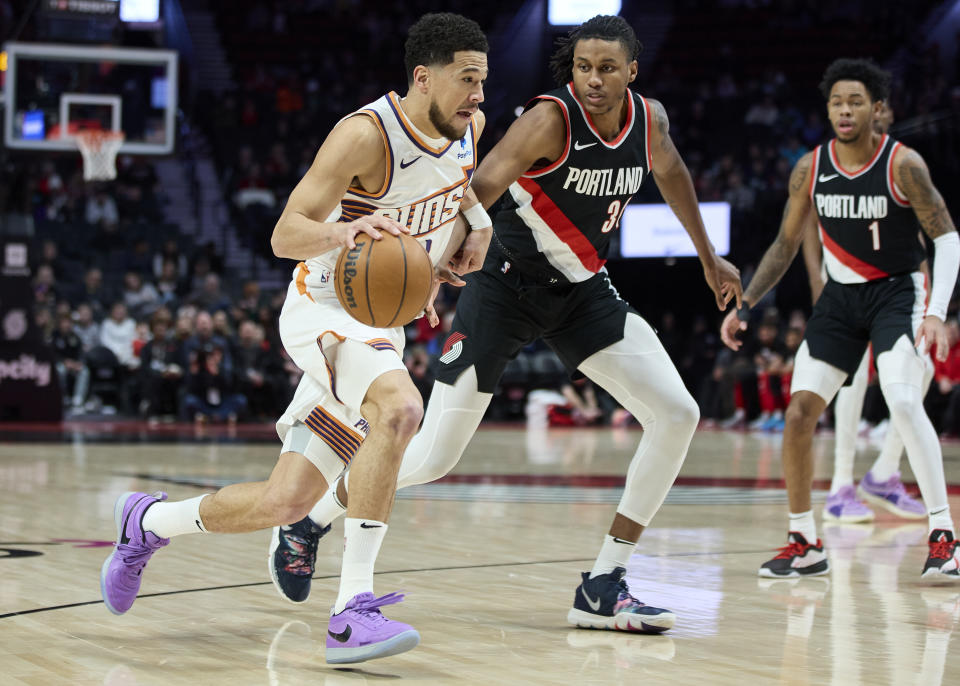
335, 232, 434, 328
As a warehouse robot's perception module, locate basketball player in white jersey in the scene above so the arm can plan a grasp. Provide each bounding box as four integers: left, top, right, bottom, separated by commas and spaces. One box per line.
280, 15, 743, 632
721, 58, 960, 580
100, 12, 492, 663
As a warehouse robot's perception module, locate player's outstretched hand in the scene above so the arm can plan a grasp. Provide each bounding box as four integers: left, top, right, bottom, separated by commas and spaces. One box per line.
452, 227, 492, 275
917, 315, 949, 361
336, 215, 408, 249
720, 308, 748, 351
703, 256, 743, 310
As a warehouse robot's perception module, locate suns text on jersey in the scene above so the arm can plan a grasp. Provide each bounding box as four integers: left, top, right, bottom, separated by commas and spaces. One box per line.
815, 194, 889, 220
372, 184, 466, 235
561, 166, 645, 197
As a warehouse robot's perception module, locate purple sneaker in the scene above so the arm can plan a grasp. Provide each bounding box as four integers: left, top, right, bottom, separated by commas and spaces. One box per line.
100, 491, 170, 615
858, 471, 926, 519
326, 592, 420, 664
822, 485, 874, 523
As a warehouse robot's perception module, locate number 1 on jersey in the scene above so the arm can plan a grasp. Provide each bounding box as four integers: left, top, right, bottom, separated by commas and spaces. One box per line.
868, 220, 880, 250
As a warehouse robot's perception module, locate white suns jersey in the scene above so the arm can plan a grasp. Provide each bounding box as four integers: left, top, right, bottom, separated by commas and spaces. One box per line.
299, 91, 477, 290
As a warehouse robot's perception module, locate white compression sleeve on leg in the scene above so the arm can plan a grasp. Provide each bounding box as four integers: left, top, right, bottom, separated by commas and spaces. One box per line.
396, 368, 492, 489
871, 356, 934, 481
927, 232, 960, 321
578, 314, 699, 526
877, 340, 949, 515
832, 350, 869, 493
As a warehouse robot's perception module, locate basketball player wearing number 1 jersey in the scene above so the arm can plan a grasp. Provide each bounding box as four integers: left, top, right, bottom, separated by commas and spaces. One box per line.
289, 15, 744, 632
720, 58, 960, 580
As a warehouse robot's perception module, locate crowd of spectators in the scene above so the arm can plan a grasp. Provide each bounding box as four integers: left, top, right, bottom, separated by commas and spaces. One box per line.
3, 0, 958, 431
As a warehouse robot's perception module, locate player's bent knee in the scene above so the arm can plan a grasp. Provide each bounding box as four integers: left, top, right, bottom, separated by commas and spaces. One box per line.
374, 394, 424, 439
784, 396, 818, 431
882, 387, 920, 423
669, 390, 700, 430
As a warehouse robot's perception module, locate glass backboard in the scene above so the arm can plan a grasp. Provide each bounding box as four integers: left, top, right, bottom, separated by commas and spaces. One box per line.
3, 41, 178, 155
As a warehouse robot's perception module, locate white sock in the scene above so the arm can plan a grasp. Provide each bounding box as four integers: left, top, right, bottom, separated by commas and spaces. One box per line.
334, 518, 387, 613
831, 449, 856, 494
788, 510, 817, 543
141, 494, 210, 538
308, 477, 347, 528
589, 534, 636, 579
928, 506, 955, 534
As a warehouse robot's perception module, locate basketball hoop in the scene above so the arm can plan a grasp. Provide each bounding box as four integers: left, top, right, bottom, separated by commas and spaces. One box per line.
76, 130, 125, 181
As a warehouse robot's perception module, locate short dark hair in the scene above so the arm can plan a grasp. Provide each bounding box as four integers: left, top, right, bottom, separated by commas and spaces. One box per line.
818, 58, 891, 102
549, 15, 642, 86
404, 13, 488, 85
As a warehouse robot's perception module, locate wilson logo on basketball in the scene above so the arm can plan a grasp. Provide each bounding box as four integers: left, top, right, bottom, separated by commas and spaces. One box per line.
440, 332, 466, 364
372, 184, 466, 236
338, 244, 364, 310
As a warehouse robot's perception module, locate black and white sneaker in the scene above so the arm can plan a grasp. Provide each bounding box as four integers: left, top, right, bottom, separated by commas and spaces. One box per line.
922, 529, 960, 581
268, 516, 331, 603
566, 567, 675, 633
758, 532, 829, 578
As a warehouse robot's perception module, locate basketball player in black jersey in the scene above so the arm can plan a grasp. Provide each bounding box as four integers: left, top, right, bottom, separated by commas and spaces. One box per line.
285, 15, 743, 632
721, 58, 960, 580
803, 100, 929, 525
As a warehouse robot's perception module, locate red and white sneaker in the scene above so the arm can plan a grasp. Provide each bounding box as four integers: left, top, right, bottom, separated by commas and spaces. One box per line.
922, 530, 960, 582
758, 532, 829, 578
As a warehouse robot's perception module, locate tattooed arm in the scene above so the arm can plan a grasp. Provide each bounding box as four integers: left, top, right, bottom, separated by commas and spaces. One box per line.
720, 153, 814, 350
801, 210, 825, 304
893, 147, 956, 240
648, 99, 742, 309
893, 145, 958, 358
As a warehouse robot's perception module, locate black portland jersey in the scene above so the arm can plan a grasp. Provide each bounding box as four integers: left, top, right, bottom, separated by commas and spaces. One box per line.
810, 134, 924, 283
493, 83, 653, 283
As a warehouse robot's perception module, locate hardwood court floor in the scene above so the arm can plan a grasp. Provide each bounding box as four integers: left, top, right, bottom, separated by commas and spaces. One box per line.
1, 423, 958, 685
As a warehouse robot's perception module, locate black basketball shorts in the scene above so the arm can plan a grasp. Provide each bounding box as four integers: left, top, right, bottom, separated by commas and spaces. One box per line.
435, 258, 636, 394
803, 273, 924, 377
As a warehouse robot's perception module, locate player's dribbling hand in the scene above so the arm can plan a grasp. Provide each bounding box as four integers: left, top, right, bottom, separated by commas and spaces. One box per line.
720, 308, 748, 350
452, 227, 491, 275
916, 315, 949, 362
337, 215, 408, 249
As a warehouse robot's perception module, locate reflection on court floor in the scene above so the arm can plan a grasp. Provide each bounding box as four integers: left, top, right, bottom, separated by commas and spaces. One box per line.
0, 425, 957, 684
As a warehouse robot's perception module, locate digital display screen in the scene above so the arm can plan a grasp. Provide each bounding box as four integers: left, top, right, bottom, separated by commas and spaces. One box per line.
120, 0, 159, 22
548, 0, 621, 26
618, 202, 731, 258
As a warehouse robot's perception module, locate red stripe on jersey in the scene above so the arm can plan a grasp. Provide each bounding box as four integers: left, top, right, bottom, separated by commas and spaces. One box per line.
523, 96, 571, 178
516, 176, 605, 273
819, 223, 889, 280
639, 95, 653, 171
829, 135, 887, 178
887, 142, 910, 206
566, 82, 634, 148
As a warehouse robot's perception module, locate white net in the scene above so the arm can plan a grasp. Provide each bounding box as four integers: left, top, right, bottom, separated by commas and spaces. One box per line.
76, 131, 125, 181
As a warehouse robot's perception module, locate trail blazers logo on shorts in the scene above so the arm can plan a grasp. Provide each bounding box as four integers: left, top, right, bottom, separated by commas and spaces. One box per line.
440, 332, 466, 364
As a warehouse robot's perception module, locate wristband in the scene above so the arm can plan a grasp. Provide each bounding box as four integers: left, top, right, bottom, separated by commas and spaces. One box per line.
736, 304, 750, 322
462, 203, 492, 231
